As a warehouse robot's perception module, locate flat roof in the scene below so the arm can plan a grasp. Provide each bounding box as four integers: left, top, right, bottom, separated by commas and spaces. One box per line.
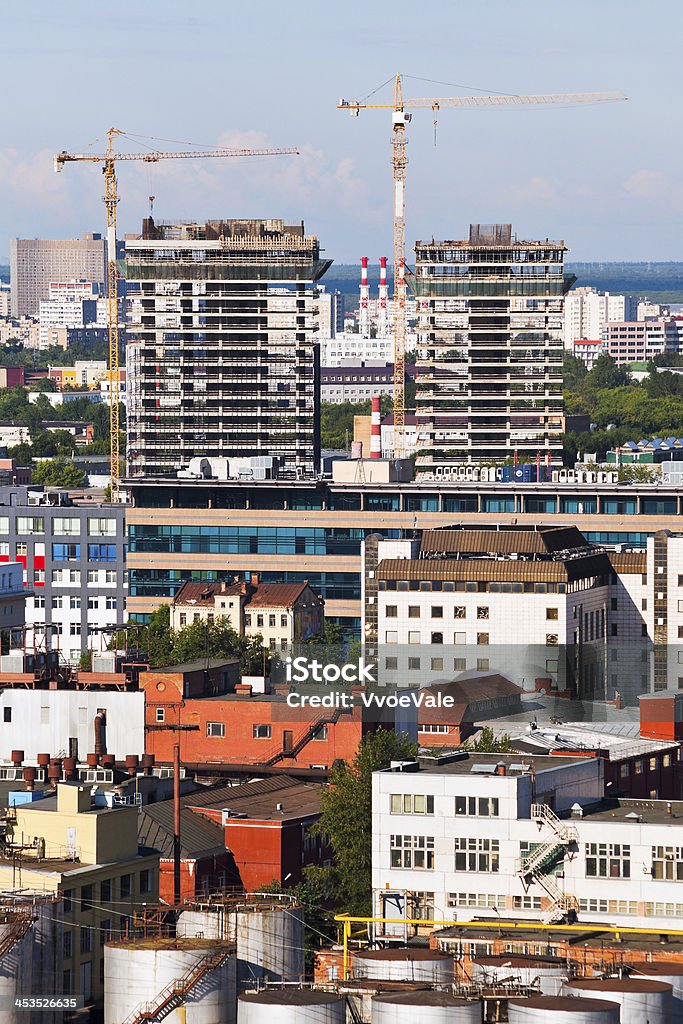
391, 751, 592, 777
571, 797, 683, 826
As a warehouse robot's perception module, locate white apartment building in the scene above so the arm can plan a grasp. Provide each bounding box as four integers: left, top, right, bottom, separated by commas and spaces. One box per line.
572, 337, 605, 369
373, 751, 683, 932
563, 287, 638, 348
10, 234, 106, 318
38, 280, 99, 346
0, 283, 10, 318
322, 332, 395, 367
367, 528, 611, 696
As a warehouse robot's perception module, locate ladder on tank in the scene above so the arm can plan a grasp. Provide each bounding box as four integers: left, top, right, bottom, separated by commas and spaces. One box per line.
119, 946, 233, 1024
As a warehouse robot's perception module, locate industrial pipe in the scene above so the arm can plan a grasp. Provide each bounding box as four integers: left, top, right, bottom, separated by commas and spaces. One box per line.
173, 743, 181, 906
94, 711, 106, 756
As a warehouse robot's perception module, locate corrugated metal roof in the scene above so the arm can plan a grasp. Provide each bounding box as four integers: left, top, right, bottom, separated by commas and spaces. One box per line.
419, 526, 589, 557
137, 803, 226, 859
608, 551, 647, 573
173, 581, 244, 607
377, 555, 609, 583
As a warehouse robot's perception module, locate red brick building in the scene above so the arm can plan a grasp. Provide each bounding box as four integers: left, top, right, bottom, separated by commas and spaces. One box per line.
142, 678, 378, 770
418, 674, 524, 747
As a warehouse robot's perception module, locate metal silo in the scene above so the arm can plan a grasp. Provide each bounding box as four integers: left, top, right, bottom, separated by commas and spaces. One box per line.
508, 995, 621, 1023
353, 948, 453, 984
471, 955, 569, 996
564, 977, 673, 1024
371, 990, 482, 1024
238, 990, 345, 1024
104, 937, 236, 1024
624, 962, 683, 1023
177, 895, 304, 990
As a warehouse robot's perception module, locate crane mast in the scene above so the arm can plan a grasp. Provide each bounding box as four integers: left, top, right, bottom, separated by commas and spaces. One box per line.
338, 75, 626, 461
54, 131, 299, 502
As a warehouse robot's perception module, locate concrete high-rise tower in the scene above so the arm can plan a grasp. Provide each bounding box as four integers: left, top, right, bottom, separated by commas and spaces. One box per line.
10, 234, 106, 317
414, 223, 567, 470
125, 218, 330, 478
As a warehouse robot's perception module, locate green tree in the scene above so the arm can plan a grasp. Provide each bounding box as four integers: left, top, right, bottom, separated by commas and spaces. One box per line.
465, 726, 513, 752
585, 354, 630, 391
562, 352, 588, 391
311, 728, 417, 915
32, 459, 85, 488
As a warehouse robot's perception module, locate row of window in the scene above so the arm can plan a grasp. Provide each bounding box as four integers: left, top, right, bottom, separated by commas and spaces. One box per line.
384, 630, 558, 646
389, 795, 499, 817
202, 721, 328, 741
379, 580, 570, 594
52, 544, 118, 562
1, 517, 118, 537
386, 605, 559, 621
47, 596, 118, 611
62, 870, 152, 914
384, 655, 498, 673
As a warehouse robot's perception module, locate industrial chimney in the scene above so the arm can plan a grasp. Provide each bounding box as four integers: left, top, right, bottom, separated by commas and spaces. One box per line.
359, 256, 370, 337
370, 396, 382, 459
378, 256, 389, 338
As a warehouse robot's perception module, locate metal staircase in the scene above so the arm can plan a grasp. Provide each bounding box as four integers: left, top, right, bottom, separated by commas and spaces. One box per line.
517, 804, 579, 924
264, 708, 345, 767
0, 913, 34, 959
120, 947, 233, 1024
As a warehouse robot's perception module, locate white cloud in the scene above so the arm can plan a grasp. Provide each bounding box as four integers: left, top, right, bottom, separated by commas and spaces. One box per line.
504, 175, 560, 206
623, 169, 667, 200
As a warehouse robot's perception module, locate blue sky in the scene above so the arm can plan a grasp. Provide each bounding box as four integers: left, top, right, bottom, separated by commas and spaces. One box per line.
2, 0, 680, 262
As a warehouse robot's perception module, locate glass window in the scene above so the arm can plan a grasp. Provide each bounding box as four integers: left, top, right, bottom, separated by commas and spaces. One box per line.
17, 517, 44, 534
53, 517, 81, 536
88, 544, 117, 562
52, 543, 80, 562
253, 724, 271, 739
88, 518, 117, 537
206, 721, 225, 737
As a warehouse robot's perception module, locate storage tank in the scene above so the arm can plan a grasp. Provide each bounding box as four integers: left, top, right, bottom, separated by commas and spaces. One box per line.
177, 895, 304, 989
564, 977, 673, 1024
625, 962, 683, 1021
104, 938, 236, 1024
371, 990, 481, 1024
353, 948, 453, 984
508, 995, 620, 1023
472, 955, 568, 996
238, 990, 344, 1024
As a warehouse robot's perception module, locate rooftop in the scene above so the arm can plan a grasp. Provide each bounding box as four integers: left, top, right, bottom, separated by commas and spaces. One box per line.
186, 775, 324, 823
150, 658, 239, 675
377, 556, 609, 584
419, 526, 590, 557
138, 802, 225, 859
567, 797, 683, 826
385, 751, 591, 778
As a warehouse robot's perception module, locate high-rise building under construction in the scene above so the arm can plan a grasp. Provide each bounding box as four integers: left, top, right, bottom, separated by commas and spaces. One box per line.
125, 218, 330, 478
413, 224, 567, 471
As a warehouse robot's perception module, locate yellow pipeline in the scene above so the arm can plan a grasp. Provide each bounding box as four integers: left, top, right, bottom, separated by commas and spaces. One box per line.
334, 914, 683, 981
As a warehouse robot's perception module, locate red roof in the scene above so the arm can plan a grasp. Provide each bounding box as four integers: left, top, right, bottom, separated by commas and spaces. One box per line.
173, 581, 244, 607
245, 583, 316, 609
419, 673, 523, 725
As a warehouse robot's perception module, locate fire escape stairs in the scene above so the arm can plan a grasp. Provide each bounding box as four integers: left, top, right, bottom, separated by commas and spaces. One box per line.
0, 914, 34, 959
263, 708, 345, 767
119, 947, 233, 1024
517, 804, 579, 924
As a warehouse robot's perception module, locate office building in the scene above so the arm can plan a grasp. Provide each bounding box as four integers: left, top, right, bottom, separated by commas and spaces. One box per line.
38, 280, 99, 347
372, 751, 683, 932
604, 318, 683, 364
125, 217, 329, 478
321, 363, 415, 405
10, 234, 106, 317
413, 224, 566, 470
0, 486, 126, 665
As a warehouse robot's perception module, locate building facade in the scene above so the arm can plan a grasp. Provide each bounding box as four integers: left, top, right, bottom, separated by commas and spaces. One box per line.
0, 487, 127, 665
10, 235, 106, 318
563, 287, 638, 348
413, 224, 566, 470
603, 318, 683, 364
125, 217, 330, 478
372, 752, 683, 933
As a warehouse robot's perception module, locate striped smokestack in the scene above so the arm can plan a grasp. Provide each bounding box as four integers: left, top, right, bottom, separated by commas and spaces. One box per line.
378, 256, 389, 338
359, 256, 370, 336
370, 396, 382, 459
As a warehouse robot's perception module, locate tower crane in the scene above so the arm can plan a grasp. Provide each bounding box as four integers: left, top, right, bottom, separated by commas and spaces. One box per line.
54, 128, 299, 502
338, 75, 627, 458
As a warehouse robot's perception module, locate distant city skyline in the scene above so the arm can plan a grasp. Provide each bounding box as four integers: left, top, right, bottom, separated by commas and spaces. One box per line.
2, 0, 681, 262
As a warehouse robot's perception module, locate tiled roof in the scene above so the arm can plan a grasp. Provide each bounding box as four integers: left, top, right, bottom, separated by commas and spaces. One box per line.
419, 526, 589, 557
173, 581, 244, 607
245, 583, 316, 609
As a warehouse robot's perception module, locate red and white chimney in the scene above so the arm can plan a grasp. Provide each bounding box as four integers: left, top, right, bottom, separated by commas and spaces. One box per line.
370, 396, 382, 459
359, 256, 370, 337
378, 256, 389, 338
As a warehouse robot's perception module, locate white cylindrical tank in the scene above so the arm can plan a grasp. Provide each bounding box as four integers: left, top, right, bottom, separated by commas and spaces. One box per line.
564, 977, 673, 1024
104, 939, 236, 1024
353, 948, 453, 984
177, 898, 304, 989
371, 990, 481, 1024
624, 962, 683, 1022
509, 995, 620, 1023
238, 990, 345, 1024
472, 955, 568, 996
